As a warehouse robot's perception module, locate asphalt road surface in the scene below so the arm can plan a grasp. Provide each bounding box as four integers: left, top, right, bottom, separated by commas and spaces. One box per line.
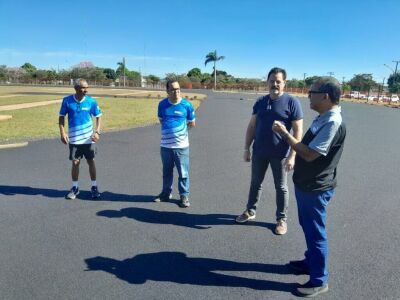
0, 91, 399, 299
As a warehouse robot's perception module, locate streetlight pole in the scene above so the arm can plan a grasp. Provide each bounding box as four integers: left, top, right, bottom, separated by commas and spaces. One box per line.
384, 64, 394, 73
377, 77, 385, 102
393, 60, 399, 75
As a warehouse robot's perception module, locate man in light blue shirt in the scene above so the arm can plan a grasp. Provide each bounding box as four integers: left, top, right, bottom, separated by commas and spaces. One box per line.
59, 79, 102, 200
155, 79, 196, 207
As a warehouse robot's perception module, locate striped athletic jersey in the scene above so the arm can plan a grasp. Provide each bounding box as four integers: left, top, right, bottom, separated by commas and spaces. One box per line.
158, 98, 195, 148
59, 95, 102, 145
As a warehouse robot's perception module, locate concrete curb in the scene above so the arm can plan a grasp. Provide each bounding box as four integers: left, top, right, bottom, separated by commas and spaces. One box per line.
0, 142, 28, 149
0, 115, 12, 121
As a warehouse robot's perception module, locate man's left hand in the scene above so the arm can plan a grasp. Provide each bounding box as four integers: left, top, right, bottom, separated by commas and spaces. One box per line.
92, 132, 100, 142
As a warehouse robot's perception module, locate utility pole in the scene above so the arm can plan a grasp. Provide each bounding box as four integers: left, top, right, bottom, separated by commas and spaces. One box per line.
302, 73, 307, 94
377, 77, 385, 102
327, 72, 334, 77
342, 77, 346, 96
393, 60, 399, 75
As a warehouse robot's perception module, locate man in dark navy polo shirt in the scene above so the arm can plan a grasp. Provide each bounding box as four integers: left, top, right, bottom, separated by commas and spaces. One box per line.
236, 67, 304, 235
272, 76, 346, 297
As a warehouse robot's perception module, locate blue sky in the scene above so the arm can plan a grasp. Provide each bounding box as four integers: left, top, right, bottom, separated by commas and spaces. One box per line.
0, 0, 399, 82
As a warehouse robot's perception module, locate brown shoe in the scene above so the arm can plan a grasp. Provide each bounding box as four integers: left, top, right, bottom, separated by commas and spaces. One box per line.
235, 210, 256, 223
275, 219, 287, 235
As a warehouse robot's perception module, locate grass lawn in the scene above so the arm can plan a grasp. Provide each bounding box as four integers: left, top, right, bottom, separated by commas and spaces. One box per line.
0, 97, 202, 143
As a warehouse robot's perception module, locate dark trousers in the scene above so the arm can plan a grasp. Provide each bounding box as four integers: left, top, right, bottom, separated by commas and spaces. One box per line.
246, 154, 288, 220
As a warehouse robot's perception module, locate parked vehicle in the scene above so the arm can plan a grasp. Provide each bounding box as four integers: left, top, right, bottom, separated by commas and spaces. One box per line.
350, 91, 366, 99
367, 95, 377, 101
391, 94, 399, 102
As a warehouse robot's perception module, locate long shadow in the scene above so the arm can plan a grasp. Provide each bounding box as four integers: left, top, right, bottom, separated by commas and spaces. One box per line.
0, 185, 65, 198
83, 191, 155, 203
85, 251, 297, 292
97, 207, 275, 231
0, 185, 155, 203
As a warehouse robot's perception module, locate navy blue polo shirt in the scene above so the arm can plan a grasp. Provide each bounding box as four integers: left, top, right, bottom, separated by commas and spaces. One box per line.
252, 93, 303, 158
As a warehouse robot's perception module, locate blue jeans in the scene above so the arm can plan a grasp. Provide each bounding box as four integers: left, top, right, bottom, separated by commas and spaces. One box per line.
295, 186, 335, 286
160, 147, 190, 197
246, 154, 289, 221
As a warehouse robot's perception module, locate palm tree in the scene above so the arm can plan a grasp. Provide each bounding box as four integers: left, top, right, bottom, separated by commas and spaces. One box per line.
117, 57, 126, 87
205, 50, 225, 90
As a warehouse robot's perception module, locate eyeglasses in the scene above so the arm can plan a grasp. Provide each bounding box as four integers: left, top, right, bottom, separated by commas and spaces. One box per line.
308, 90, 326, 96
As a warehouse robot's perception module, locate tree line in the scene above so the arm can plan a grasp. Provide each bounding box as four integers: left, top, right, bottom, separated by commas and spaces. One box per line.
1, 60, 399, 93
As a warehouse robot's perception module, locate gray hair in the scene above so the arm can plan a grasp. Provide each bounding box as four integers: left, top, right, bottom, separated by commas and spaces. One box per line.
74, 78, 88, 88
314, 76, 342, 104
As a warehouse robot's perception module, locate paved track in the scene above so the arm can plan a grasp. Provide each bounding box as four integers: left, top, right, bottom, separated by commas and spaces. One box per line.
0, 91, 399, 299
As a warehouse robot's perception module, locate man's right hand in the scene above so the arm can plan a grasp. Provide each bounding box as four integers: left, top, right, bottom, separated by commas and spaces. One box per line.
60, 133, 69, 144
243, 149, 251, 162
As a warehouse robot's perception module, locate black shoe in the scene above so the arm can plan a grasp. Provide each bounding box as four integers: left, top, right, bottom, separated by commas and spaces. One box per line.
154, 192, 172, 202
288, 259, 310, 274
296, 281, 329, 297
91, 186, 101, 199
66, 187, 79, 200
179, 195, 190, 208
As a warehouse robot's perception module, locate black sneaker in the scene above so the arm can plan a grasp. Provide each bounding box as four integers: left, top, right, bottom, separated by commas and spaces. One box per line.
154, 192, 172, 202
66, 187, 79, 200
179, 195, 190, 208
91, 186, 101, 199
295, 281, 329, 297
288, 259, 310, 275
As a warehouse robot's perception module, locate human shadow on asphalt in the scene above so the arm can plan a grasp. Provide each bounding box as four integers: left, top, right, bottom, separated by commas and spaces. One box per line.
96, 207, 276, 231
0, 185, 66, 198
84, 251, 297, 292
0, 186, 156, 203
82, 191, 156, 202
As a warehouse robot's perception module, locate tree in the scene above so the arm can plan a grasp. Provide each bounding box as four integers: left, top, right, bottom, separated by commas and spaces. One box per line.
0, 65, 7, 81
146, 75, 160, 87
46, 69, 58, 82
187, 68, 202, 79
305, 76, 320, 87
204, 50, 225, 90
348, 74, 377, 92
21, 62, 37, 73
387, 73, 400, 93
116, 58, 127, 87
103, 68, 116, 80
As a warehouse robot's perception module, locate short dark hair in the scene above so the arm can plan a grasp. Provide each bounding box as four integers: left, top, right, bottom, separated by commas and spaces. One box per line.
166, 79, 178, 91
267, 67, 287, 80
314, 76, 342, 104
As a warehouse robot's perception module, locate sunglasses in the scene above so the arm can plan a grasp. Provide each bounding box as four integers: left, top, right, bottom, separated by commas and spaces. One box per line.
308, 90, 326, 96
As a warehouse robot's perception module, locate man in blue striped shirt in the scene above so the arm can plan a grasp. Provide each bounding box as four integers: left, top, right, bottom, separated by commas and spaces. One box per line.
155, 79, 196, 207
59, 79, 102, 200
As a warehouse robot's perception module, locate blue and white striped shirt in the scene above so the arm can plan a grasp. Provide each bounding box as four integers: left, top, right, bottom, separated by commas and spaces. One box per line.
59, 95, 102, 145
158, 98, 195, 148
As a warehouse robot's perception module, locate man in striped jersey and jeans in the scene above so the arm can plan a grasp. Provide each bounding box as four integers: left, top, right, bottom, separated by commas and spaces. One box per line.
155, 79, 196, 208
59, 78, 102, 200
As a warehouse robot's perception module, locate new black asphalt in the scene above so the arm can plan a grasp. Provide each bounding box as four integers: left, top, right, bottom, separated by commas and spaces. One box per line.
0, 91, 399, 299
